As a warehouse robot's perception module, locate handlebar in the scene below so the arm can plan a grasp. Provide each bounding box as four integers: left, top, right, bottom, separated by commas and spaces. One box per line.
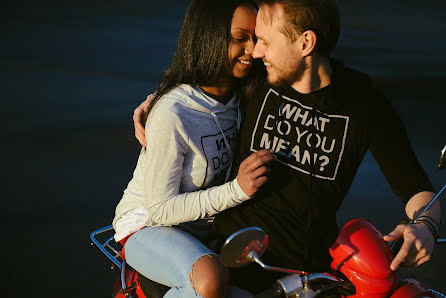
251, 273, 345, 298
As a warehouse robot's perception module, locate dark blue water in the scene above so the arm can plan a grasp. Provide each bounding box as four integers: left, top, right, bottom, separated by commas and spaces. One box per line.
1, 1, 445, 296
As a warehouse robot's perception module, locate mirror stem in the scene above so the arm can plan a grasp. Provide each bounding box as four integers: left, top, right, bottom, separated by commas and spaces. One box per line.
247, 251, 308, 276
413, 184, 446, 223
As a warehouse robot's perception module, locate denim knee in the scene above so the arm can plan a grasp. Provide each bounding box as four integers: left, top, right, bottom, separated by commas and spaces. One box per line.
124, 226, 215, 297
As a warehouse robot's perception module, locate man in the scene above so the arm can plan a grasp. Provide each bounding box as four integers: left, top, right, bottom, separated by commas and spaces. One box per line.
134, 0, 440, 293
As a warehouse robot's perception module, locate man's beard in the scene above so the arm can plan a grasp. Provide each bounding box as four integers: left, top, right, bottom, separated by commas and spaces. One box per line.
268, 59, 306, 87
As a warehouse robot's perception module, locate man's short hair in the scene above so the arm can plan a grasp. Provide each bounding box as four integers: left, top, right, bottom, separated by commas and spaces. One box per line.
257, 0, 340, 57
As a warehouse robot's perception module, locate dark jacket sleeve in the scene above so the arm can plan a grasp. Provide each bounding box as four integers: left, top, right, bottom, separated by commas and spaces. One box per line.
367, 89, 434, 204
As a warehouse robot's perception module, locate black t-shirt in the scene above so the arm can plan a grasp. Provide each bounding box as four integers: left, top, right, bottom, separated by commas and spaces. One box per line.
213, 61, 434, 292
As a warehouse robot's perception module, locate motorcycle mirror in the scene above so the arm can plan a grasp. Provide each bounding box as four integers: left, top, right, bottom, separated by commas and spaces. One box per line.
439, 144, 446, 169
220, 227, 269, 268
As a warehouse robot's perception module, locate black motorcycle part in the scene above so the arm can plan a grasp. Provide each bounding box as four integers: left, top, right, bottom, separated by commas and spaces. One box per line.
137, 273, 169, 298
252, 288, 280, 298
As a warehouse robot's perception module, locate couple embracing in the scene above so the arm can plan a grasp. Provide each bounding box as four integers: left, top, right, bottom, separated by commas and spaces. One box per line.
113, 0, 440, 297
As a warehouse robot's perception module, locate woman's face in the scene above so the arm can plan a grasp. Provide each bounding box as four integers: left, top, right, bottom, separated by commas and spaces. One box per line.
228, 5, 257, 79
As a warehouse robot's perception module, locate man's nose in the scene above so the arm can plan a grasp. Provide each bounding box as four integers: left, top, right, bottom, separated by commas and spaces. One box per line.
252, 42, 263, 59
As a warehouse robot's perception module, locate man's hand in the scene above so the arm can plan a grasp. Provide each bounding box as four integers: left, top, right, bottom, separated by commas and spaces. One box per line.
133, 94, 155, 147
384, 223, 435, 271
237, 149, 276, 197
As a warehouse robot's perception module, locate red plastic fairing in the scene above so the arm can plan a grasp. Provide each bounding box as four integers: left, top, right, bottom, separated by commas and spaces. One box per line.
329, 218, 397, 297
391, 279, 434, 298
113, 268, 146, 298
133, 272, 147, 297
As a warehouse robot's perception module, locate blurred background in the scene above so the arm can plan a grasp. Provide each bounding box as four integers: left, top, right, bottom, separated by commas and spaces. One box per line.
1, 0, 445, 296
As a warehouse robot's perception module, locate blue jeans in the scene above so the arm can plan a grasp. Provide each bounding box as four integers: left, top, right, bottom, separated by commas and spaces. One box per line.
125, 226, 217, 297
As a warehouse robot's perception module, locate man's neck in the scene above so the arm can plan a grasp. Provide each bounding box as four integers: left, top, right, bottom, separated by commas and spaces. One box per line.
291, 56, 332, 94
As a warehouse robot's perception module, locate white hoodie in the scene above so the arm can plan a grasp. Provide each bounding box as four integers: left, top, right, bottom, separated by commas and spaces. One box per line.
113, 85, 250, 241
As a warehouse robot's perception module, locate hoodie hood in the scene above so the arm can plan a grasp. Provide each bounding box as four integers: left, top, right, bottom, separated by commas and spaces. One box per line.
170, 84, 240, 114
168, 84, 241, 153
159, 84, 241, 156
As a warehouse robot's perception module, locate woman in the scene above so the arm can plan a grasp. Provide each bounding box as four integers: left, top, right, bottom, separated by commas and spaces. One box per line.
113, 1, 273, 297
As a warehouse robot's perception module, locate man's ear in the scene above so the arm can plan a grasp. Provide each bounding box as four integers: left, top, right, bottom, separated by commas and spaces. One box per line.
300, 30, 317, 56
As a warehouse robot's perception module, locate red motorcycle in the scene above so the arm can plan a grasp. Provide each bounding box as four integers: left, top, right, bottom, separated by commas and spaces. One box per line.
90, 145, 446, 297
219, 219, 445, 297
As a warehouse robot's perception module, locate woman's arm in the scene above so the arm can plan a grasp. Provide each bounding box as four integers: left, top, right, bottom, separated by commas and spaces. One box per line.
143, 106, 275, 227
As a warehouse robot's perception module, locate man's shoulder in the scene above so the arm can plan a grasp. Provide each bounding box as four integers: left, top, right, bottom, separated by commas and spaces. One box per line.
331, 60, 391, 109
332, 60, 373, 91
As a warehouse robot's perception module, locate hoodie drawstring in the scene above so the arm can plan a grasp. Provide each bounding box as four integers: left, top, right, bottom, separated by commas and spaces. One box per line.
236, 106, 241, 132
210, 109, 239, 182
210, 111, 233, 153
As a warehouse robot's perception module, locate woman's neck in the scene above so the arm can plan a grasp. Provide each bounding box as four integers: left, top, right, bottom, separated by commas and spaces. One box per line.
200, 80, 237, 104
